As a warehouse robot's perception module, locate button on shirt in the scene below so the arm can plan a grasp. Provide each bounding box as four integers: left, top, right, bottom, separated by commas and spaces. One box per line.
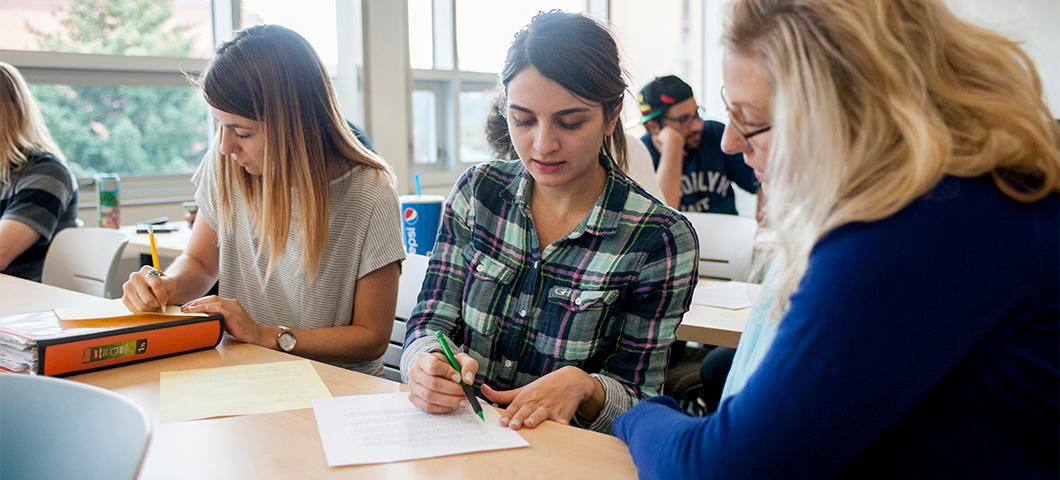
400, 158, 699, 433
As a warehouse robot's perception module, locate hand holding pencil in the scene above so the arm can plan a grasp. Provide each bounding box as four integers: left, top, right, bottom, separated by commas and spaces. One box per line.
120, 225, 178, 312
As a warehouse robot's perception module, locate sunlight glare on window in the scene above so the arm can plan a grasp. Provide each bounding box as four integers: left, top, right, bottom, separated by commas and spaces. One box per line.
241, 0, 339, 68
454, 0, 587, 73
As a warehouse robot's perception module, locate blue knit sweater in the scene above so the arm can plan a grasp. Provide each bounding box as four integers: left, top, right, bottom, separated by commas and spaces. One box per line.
615, 175, 1059, 479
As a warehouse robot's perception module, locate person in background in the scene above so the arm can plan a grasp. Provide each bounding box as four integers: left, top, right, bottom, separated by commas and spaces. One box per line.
402, 10, 698, 434
485, 91, 518, 160
641, 74, 760, 412
639, 74, 762, 215
121, 25, 405, 376
0, 62, 78, 282
487, 90, 665, 199
615, 0, 1058, 477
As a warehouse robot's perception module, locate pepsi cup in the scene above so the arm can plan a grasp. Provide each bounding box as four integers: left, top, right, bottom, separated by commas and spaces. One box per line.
400, 195, 444, 255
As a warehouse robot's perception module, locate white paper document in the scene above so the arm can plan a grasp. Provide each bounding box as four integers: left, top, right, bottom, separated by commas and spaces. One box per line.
312, 392, 529, 466
692, 281, 762, 309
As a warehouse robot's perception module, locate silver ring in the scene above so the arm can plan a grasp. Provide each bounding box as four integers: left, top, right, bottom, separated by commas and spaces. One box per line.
147, 268, 161, 278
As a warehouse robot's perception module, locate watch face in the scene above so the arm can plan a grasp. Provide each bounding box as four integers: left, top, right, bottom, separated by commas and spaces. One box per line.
278, 331, 296, 352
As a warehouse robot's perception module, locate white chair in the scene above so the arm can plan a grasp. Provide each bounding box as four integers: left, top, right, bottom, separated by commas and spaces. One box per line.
41, 227, 129, 298
382, 253, 430, 382
0, 374, 151, 480
682, 212, 757, 281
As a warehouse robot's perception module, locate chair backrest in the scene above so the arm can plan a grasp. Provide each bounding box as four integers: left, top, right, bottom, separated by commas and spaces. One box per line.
0, 374, 151, 480
682, 212, 757, 281
41, 227, 129, 298
382, 253, 430, 382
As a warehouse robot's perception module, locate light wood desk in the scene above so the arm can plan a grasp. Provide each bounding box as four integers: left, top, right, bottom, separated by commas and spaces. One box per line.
1, 274, 639, 479
676, 279, 752, 348
120, 222, 192, 259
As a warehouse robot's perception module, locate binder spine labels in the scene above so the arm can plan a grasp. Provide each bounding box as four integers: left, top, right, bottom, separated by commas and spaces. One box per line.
37, 317, 224, 377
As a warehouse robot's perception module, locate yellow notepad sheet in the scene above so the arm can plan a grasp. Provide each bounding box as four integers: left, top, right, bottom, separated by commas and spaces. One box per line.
160, 360, 333, 423
54, 298, 207, 321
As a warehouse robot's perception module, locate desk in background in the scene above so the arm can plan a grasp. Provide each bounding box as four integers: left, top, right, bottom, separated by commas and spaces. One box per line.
120, 222, 192, 261
1, 274, 639, 479
675, 279, 752, 348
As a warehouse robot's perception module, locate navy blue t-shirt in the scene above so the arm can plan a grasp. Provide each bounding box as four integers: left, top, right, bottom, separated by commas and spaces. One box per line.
641, 119, 759, 213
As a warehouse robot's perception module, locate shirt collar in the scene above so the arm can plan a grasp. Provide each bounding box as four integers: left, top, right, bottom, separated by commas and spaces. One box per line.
501, 153, 630, 238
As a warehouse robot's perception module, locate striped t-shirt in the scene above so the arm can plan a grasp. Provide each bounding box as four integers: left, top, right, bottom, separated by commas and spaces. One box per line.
0, 151, 78, 282
193, 153, 406, 375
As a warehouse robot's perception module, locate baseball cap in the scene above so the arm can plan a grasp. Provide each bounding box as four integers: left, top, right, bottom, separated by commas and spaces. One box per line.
637, 75, 694, 124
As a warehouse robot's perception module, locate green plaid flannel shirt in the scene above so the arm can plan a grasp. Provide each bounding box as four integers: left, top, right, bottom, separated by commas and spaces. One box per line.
401, 158, 698, 433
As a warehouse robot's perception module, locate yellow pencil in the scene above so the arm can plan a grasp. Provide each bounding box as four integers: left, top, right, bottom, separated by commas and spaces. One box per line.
148, 225, 161, 271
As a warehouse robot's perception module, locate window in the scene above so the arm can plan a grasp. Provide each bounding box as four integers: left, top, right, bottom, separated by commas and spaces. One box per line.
458, 88, 495, 164
0, 0, 214, 58
3, 0, 365, 208
241, 0, 339, 69
411, 88, 440, 165
453, 0, 587, 73
3, 0, 214, 181
407, 0, 603, 186
610, 0, 711, 132
29, 84, 208, 178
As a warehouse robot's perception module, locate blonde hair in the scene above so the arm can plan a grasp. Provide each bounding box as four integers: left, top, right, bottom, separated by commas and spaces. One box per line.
724, 0, 1060, 317
0, 62, 66, 185
199, 25, 393, 280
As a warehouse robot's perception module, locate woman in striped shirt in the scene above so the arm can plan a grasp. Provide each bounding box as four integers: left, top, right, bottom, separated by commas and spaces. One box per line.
121, 26, 405, 375
0, 62, 78, 283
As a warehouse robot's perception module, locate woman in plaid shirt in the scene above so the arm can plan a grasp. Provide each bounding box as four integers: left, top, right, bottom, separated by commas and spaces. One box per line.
400, 11, 699, 434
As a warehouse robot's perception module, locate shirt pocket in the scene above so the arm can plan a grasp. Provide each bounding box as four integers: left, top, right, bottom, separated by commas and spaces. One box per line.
460, 247, 517, 336
534, 285, 622, 361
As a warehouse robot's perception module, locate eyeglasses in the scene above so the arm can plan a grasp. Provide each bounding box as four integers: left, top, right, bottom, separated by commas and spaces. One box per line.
661, 106, 707, 128
721, 86, 771, 152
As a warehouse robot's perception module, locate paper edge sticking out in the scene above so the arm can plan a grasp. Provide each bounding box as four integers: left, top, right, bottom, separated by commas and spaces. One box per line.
54, 299, 208, 321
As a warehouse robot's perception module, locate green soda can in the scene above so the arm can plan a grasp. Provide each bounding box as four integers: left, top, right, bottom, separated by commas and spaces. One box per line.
95, 173, 121, 229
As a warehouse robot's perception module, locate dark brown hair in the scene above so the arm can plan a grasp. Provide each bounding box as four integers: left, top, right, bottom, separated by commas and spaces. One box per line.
501, 10, 628, 171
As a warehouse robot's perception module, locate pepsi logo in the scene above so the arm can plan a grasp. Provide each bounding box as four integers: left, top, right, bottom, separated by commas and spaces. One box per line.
403, 207, 418, 225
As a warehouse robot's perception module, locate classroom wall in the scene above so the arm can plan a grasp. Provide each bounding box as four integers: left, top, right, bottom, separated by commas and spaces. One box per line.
946, 0, 1060, 115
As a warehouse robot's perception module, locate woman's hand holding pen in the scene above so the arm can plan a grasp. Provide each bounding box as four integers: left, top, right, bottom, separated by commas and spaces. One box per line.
482, 366, 602, 430
122, 265, 178, 312
181, 295, 263, 345
407, 351, 479, 413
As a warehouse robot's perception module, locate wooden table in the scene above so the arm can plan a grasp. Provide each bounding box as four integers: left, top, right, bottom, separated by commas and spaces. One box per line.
119, 222, 192, 259
1, 274, 639, 479
675, 279, 752, 348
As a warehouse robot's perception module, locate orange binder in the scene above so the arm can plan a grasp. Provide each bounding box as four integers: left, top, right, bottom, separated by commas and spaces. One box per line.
0, 310, 224, 377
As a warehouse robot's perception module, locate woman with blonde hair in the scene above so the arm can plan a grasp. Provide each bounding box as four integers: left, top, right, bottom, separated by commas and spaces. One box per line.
122, 25, 405, 375
0, 62, 78, 282
615, 0, 1059, 477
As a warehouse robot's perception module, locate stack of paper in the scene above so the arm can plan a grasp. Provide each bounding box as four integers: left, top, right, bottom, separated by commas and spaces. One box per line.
0, 300, 215, 375
692, 281, 762, 309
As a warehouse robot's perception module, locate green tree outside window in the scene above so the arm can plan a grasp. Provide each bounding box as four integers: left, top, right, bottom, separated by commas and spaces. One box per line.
27, 0, 208, 178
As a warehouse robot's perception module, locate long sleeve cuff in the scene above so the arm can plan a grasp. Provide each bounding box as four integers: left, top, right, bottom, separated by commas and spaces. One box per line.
614, 396, 683, 445
572, 373, 636, 434
400, 335, 442, 383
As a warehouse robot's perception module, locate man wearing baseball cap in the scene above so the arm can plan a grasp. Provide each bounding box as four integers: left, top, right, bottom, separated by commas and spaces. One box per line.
638, 75, 761, 214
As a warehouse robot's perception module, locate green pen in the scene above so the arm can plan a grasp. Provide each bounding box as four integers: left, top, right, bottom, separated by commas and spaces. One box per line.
435, 330, 485, 421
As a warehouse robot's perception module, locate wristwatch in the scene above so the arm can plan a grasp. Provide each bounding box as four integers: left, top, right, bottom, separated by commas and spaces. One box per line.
276, 326, 296, 352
